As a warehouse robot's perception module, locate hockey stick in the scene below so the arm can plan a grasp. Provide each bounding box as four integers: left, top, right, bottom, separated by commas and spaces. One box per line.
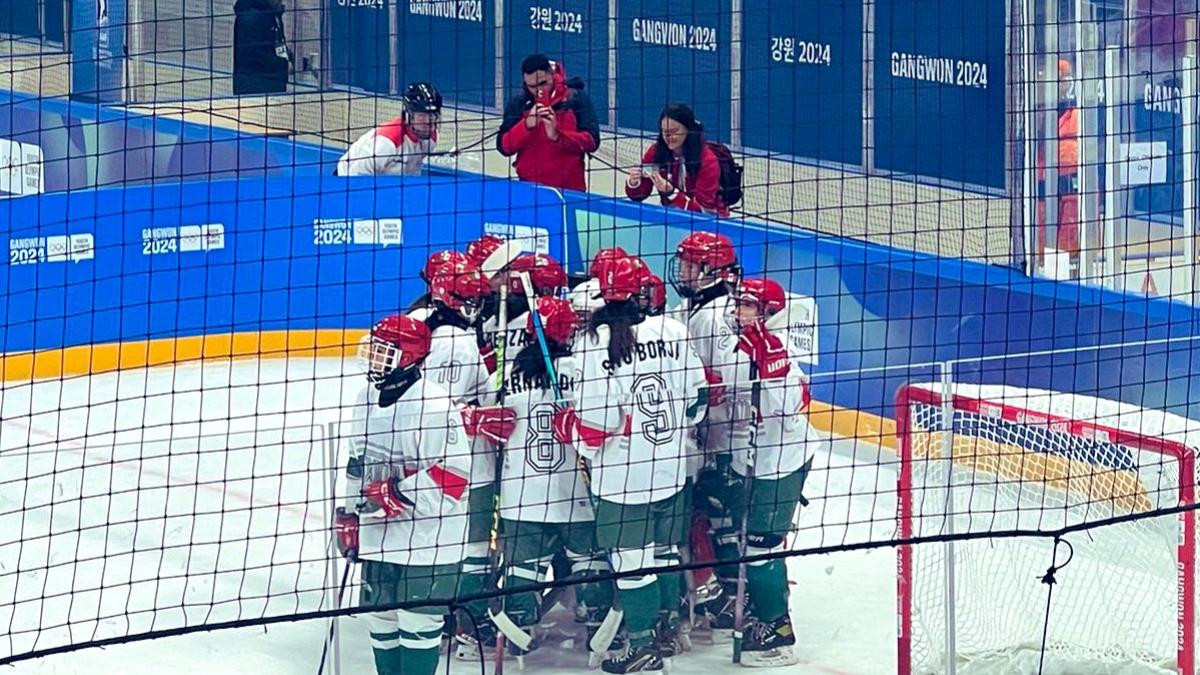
480, 240, 525, 282
731, 362, 760, 664
490, 280, 510, 674
317, 562, 352, 675
513, 272, 626, 656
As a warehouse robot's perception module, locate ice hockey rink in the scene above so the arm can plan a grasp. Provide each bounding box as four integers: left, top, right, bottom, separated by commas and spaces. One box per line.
0, 356, 896, 675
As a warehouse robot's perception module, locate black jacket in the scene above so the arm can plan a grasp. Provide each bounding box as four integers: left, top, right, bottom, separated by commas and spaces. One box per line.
233, 0, 289, 95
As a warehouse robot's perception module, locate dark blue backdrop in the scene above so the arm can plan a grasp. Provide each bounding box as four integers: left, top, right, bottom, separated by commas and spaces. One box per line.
873, 0, 1006, 188
614, 0, 732, 142
329, 0, 391, 94
740, 0, 862, 166
397, 0, 496, 107
504, 0, 610, 123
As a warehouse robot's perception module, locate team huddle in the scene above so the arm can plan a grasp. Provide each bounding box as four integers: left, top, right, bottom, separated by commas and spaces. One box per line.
333, 231, 817, 674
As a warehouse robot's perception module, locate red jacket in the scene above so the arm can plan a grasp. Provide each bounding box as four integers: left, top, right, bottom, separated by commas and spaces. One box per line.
497, 62, 600, 192
625, 143, 729, 216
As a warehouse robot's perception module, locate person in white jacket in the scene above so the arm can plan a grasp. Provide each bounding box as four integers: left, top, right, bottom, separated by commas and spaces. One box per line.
334, 313, 472, 675
336, 81, 442, 176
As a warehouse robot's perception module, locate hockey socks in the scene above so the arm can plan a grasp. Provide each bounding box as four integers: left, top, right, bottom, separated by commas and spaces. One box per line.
364, 611, 442, 675
745, 558, 788, 622
654, 546, 682, 619
615, 577, 661, 648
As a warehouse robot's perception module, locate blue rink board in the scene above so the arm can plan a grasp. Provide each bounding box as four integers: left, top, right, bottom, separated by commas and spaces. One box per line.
4, 175, 1199, 425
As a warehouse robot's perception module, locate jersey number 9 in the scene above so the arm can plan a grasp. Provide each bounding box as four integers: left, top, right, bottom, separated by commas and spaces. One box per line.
633, 374, 677, 446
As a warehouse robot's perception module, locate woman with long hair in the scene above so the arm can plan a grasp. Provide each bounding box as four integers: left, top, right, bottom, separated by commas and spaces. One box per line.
553, 254, 708, 672
625, 103, 730, 217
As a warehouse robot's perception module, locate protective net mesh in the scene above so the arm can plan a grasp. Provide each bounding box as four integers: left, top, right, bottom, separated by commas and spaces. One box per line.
899, 383, 1196, 674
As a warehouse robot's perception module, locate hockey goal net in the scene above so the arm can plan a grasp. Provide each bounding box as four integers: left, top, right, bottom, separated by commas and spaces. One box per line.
896, 382, 1199, 674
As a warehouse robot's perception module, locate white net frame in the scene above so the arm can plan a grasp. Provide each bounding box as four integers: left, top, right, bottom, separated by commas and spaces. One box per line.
896, 382, 1200, 675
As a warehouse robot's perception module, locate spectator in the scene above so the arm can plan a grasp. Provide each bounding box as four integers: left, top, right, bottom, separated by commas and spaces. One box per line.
625, 103, 729, 217
1036, 58, 1079, 264
233, 0, 290, 95
336, 82, 442, 176
497, 54, 600, 192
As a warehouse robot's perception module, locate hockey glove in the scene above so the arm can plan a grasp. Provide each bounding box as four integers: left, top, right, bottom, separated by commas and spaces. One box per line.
552, 405, 632, 449
461, 405, 518, 444
334, 507, 360, 561
551, 405, 582, 445
737, 320, 791, 381
361, 478, 415, 518
704, 367, 727, 406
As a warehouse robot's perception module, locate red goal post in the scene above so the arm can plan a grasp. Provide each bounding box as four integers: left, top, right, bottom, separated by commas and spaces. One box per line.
895, 382, 1198, 674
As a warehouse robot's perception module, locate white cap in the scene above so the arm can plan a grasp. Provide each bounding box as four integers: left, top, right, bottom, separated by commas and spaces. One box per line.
569, 278, 605, 313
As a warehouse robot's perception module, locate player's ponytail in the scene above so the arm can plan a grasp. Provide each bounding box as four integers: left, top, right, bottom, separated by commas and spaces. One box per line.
512, 341, 569, 391
591, 299, 642, 368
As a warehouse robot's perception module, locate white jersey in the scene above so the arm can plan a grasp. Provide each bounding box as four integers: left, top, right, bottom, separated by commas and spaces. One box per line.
498, 352, 593, 523
575, 315, 706, 504
421, 320, 496, 486
342, 378, 471, 567
722, 339, 817, 480
337, 118, 436, 177
685, 292, 741, 456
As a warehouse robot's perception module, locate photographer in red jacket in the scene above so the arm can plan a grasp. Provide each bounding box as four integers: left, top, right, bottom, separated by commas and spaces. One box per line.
625, 103, 729, 217
497, 54, 601, 192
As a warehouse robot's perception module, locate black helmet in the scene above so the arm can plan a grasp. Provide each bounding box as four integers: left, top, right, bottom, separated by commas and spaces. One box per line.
404, 82, 443, 115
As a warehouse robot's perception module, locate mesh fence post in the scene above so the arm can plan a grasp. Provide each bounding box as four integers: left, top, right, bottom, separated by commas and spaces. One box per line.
325, 420, 342, 675
938, 360, 957, 675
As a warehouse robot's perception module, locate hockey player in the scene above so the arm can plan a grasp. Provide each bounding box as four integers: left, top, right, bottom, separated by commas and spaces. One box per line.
418, 258, 520, 658
668, 230, 746, 638
494, 296, 613, 661
406, 249, 472, 316
334, 314, 472, 675
568, 277, 604, 331
493, 252, 569, 356
590, 246, 630, 277
725, 277, 813, 667
451, 251, 567, 661
631, 256, 667, 318
554, 254, 707, 673
466, 233, 507, 271
336, 82, 442, 176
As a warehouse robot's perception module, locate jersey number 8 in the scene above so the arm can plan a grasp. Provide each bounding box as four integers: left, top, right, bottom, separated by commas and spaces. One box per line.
526, 403, 567, 473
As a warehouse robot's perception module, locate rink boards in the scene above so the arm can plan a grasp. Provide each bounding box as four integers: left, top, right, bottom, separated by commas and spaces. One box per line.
3, 172, 1200, 434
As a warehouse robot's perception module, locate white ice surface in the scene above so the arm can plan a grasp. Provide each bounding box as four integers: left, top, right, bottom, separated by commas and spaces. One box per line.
1, 358, 898, 674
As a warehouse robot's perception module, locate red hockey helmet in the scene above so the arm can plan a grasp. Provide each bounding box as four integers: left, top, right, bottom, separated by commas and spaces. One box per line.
735, 277, 786, 317
642, 271, 667, 313
507, 253, 567, 296
466, 234, 506, 267
594, 254, 643, 302
360, 313, 432, 380
671, 231, 739, 297
675, 231, 737, 268
422, 249, 471, 282
429, 258, 492, 321
589, 246, 630, 278
527, 296, 578, 346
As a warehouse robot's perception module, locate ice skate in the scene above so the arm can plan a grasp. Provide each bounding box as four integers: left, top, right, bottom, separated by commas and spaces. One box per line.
739, 614, 799, 668
600, 643, 664, 673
